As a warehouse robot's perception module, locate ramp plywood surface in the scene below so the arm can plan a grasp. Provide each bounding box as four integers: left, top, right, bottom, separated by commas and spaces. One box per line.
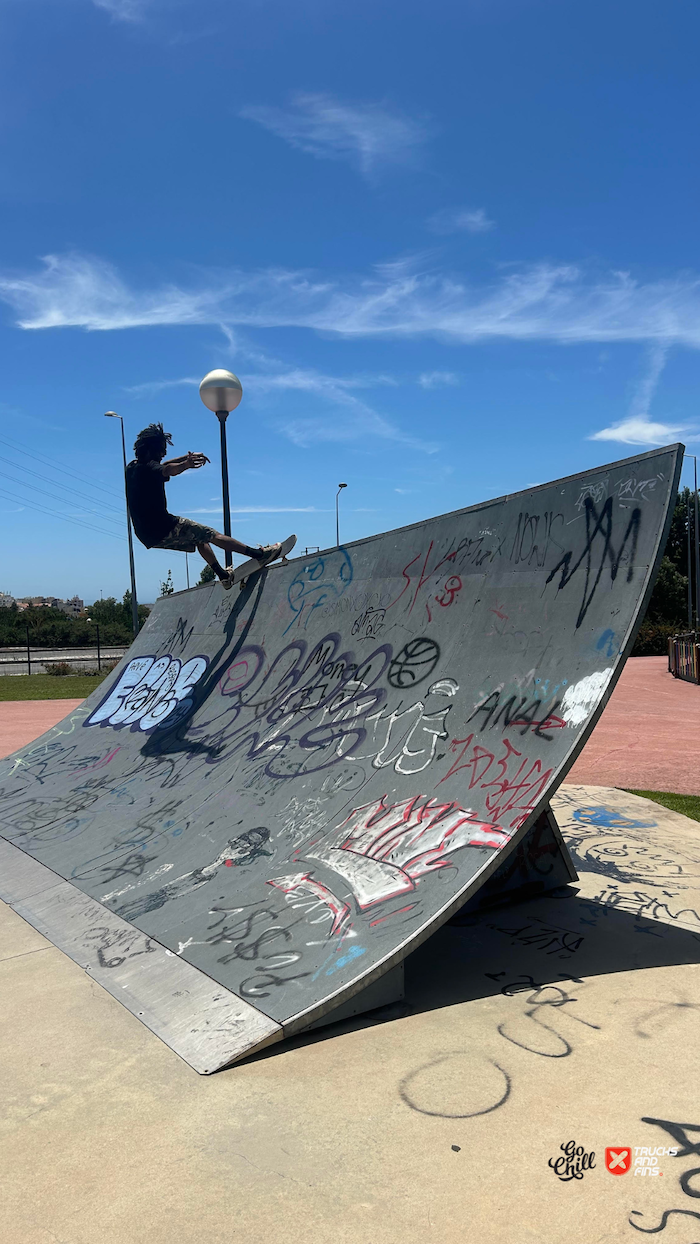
0, 445, 683, 1068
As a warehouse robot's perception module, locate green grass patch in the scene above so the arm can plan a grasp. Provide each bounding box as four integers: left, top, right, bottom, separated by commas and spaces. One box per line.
624, 789, 700, 824
0, 673, 109, 701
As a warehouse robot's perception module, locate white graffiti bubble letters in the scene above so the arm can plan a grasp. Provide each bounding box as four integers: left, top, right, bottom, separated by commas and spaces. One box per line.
85, 654, 208, 733
310, 795, 513, 909
561, 668, 613, 728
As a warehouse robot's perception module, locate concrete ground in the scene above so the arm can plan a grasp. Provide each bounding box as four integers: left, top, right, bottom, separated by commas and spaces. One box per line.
568, 655, 700, 794
0, 699, 83, 758
2, 667, 700, 1243
2, 784, 700, 1244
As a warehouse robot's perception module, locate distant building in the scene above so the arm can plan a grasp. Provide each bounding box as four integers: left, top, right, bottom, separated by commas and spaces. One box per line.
15, 595, 84, 614
0, 593, 16, 608
58, 596, 84, 617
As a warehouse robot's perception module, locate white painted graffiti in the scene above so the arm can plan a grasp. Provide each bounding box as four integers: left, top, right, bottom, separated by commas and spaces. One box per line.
267, 872, 351, 933
575, 480, 608, 510
560, 668, 613, 727
616, 477, 658, 503
85, 654, 208, 732
333, 677, 459, 775
309, 794, 513, 909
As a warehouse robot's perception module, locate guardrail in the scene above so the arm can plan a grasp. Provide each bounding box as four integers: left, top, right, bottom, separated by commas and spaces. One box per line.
0, 646, 127, 676
669, 633, 700, 684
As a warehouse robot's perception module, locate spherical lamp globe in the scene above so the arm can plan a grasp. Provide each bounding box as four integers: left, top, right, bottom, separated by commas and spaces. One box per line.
199, 369, 243, 415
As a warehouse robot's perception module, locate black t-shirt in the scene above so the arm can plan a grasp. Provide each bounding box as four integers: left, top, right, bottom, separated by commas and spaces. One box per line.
126, 460, 177, 548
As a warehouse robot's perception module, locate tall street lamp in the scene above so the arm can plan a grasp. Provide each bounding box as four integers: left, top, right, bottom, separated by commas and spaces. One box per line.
199, 370, 243, 569
691, 485, 696, 631
687, 453, 700, 631
336, 482, 347, 547
104, 412, 140, 639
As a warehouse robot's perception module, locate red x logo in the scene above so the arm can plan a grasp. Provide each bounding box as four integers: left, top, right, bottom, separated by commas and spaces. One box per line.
605, 1147, 631, 1174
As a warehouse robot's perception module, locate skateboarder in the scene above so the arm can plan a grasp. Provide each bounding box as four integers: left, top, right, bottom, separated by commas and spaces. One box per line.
126, 423, 282, 588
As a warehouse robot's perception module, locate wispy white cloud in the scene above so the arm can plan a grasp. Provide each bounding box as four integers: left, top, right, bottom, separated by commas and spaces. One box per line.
242, 367, 398, 399
9, 250, 700, 353
92, 0, 149, 21
244, 366, 436, 452
123, 376, 199, 395
418, 370, 460, 389
589, 417, 692, 446
11, 251, 700, 351
589, 343, 698, 444
427, 207, 494, 235
240, 93, 430, 177
0, 253, 226, 331
191, 505, 322, 514
629, 343, 668, 421
123, 362, 433, 452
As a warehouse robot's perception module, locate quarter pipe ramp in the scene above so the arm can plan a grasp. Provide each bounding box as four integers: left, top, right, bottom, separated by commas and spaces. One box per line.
0, 444, 683, 1071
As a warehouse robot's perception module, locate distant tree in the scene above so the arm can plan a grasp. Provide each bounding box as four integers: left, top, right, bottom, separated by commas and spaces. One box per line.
633, 489, 694, 653
665, 487, 693, 577
122, 590, 150, 630
645, 556, 689, 625
199, 564, 215, 584
0, 593, 150, 650
160, 570, 174, 597
0, 605, 91, 648
83, 594, 150, 644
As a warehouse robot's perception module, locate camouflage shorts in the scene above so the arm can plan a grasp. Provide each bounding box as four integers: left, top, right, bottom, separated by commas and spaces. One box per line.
152, 516, 220, 553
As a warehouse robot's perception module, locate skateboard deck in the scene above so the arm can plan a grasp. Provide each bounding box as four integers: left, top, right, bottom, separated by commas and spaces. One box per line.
225, 534, 297, 590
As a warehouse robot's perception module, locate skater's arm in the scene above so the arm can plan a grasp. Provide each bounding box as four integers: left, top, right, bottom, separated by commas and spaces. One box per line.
161, 451, 210, 478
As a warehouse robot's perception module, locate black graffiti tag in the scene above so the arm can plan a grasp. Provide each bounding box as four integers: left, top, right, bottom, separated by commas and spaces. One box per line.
387, 638, 440, 689
629, 1118, 700, 1235
545, 496, 641, 627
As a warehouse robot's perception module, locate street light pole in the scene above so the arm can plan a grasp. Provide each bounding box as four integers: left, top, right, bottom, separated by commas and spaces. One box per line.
217, 412, 232, 566
199, 370, 243, 570
104, 412, 140, 639
687, 487, 693, 631
682, 454, 700, 632
336, 483, 347, 547
695, 456, 700, 632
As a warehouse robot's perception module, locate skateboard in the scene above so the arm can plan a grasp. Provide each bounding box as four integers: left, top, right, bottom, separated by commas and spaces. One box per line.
224, 534, 297, 591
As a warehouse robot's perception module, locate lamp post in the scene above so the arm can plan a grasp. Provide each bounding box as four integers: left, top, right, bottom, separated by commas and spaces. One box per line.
336, 482, 347, 547
687, 487, 693, 631
687, 454, 700, 632
199, 370, 242, 569
86, 616, 101, 672
104, 412, 140, 638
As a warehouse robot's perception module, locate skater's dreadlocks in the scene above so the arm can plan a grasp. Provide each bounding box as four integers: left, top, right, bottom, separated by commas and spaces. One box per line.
133, 423, 173, 463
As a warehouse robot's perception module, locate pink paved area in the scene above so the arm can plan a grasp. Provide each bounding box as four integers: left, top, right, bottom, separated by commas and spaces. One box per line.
0, 659, 697, 793
568, 656, 700, 795
0, 700, 83, 759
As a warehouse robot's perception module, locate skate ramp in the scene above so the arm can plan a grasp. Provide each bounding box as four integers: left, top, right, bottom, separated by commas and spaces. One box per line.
0, 445, 683, 1071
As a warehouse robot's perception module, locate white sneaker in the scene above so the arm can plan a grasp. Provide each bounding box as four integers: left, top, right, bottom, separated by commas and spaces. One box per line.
253, 542, 283, 567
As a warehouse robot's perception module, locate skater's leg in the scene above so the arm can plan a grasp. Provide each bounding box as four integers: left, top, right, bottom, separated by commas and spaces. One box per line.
196, 542, 228, 582
210, 532, 266, 559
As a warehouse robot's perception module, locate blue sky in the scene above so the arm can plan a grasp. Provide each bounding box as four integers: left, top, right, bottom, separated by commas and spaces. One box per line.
1, 0, 699, 604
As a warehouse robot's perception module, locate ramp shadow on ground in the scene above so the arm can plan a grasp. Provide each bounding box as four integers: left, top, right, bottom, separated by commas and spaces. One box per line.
235, 883, 700, 1067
